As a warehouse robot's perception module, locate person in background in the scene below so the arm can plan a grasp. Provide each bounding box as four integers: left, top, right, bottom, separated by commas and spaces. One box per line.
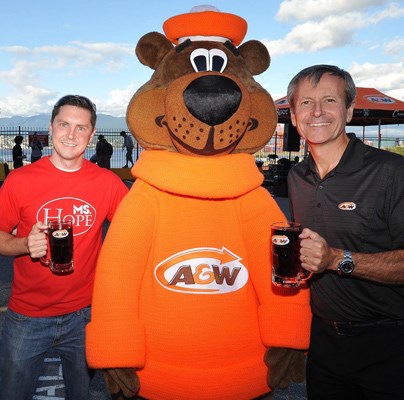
292, 155, 300, 166
12, 135, 25, 168
95, 134, 113, 169
287, 64, 404, 399
0, 95, 128, 400
30, 132, 43, 163
120, 130, 134, 168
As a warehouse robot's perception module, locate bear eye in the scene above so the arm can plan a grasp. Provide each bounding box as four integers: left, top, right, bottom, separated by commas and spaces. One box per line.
190, 48, 209, 72
209, 49, 227, 72
190, 48, 227, 73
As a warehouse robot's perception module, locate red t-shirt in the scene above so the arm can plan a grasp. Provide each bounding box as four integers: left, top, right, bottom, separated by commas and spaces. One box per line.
0, 156, 128, 317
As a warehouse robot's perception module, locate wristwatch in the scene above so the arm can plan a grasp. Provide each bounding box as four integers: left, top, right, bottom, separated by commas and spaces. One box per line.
337, 250, 355, 276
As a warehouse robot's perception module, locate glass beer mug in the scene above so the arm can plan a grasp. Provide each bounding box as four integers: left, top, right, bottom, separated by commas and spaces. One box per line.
40, 220, 74, 275
271, 221, 311, 288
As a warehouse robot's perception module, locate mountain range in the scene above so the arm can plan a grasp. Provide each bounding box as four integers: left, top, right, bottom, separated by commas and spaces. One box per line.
0, 114, 127, 130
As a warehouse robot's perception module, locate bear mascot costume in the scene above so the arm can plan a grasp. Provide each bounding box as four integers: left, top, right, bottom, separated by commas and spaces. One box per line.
86, 5, 311, 400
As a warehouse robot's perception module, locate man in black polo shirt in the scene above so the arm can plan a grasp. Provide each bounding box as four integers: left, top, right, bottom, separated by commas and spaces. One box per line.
287, 64, 404, 399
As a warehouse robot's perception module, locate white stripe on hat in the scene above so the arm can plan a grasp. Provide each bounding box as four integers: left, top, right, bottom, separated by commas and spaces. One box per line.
178, 35, 230, 44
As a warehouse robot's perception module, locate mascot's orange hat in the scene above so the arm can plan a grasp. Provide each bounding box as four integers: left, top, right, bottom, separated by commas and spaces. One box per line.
163, 5, 247, 46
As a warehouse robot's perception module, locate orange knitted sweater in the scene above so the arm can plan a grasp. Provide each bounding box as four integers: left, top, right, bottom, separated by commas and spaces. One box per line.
86, 150, 311, 400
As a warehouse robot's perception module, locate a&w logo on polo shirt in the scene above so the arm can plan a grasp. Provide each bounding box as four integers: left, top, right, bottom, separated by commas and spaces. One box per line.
36, 197, 96, 236
155, 247, 248, 294
338, 202, 356, 210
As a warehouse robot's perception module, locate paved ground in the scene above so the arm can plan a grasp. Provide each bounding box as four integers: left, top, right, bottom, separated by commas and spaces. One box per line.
0, 193, 307, 400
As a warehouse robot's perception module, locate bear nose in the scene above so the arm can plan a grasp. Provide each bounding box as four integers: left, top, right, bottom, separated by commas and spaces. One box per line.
183, 75, 242, 126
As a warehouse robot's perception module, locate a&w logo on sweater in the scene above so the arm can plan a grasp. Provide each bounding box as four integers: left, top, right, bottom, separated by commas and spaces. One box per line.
155, 247, 248, 294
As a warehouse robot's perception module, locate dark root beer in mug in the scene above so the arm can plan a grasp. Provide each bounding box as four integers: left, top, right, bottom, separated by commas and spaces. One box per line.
41, 220, 74, 275
271, 221, 308, 288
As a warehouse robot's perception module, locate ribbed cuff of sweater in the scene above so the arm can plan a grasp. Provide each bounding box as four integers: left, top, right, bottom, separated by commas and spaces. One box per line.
258, 303, 312, 349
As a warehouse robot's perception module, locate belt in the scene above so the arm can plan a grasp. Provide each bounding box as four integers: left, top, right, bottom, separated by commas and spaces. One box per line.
317, 315, 404, 336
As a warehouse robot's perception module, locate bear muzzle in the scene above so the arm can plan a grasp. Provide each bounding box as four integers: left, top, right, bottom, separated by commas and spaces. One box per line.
162, 73, 252, 156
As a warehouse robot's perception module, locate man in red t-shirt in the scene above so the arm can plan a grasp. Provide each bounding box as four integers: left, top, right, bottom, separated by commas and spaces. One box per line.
0, 95, 128, 400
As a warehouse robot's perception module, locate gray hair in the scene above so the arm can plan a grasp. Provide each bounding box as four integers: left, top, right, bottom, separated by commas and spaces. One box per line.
287, 64, 356, 111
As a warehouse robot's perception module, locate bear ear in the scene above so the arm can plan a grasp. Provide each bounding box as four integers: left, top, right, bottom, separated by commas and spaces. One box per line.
238, 40, 270, 76
135, 32, 173, 70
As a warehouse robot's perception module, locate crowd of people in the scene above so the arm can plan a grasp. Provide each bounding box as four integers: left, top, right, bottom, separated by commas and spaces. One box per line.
0, 63, 403, 400
12, 132, 44, 169
10, 131, 135, 171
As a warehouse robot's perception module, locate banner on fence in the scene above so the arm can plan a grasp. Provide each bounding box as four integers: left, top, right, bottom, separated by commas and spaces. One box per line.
28, 131, 49, 147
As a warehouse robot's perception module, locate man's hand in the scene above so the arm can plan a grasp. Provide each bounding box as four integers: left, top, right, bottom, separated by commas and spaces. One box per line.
265, 347, 306, 389
103, 368, 139, 399
299, 228, 340, 274
27, 221, 48, 259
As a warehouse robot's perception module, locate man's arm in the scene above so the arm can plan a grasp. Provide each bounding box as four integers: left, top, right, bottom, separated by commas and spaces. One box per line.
300, 228, 404, 285
0, 230, 28, 256
350, 250, 404, 284
0, 222, 48, 258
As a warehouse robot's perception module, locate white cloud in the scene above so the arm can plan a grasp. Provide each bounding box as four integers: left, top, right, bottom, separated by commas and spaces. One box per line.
0, 42, 135, 117
0, 87, 56, 117
96, 84, 140, 117
384, 37, 404, 56
277, 0, 390, 21
0, 46, 31, 55
349, 61, 404, 100
267, 1, 404, 55
0, 60, 41, 88
1, 42, 134, 69
264, 14, 365, 56
367, 2, 404, 23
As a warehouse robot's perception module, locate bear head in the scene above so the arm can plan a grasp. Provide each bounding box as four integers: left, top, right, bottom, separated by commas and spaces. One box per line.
126, 6, 277, 156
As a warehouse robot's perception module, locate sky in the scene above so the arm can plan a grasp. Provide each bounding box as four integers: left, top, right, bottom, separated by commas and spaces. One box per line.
0, 0, 403, 136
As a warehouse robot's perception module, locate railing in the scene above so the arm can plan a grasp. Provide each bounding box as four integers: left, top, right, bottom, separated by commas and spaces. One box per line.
1, 126, 403, 173
255, 135, 404, 171
0, 127, 142, 169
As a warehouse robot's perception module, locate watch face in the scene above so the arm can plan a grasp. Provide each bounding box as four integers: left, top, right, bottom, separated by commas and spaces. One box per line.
340, 261, 354, 274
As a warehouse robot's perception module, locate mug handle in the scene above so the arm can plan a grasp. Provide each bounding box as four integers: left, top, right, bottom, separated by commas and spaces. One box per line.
300, 268, 312, 281
39, 228, 51, 267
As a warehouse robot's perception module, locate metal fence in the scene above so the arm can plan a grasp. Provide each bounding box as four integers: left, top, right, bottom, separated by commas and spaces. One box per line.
255, 134, 404, 171
1, 126, 403, 171
0, 127, 142, 169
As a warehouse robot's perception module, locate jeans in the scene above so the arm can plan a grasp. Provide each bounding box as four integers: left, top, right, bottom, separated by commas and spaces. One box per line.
0, 306, 92, 400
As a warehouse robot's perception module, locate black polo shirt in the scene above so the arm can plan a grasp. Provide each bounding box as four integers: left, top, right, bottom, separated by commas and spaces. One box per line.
288, 133, 404, 321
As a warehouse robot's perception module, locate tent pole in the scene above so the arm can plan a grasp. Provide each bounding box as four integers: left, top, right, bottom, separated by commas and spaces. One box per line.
304, 140, 308, 159
274, 130, 278, 156
362, 126, 365, 142
378, 120, 381, 149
